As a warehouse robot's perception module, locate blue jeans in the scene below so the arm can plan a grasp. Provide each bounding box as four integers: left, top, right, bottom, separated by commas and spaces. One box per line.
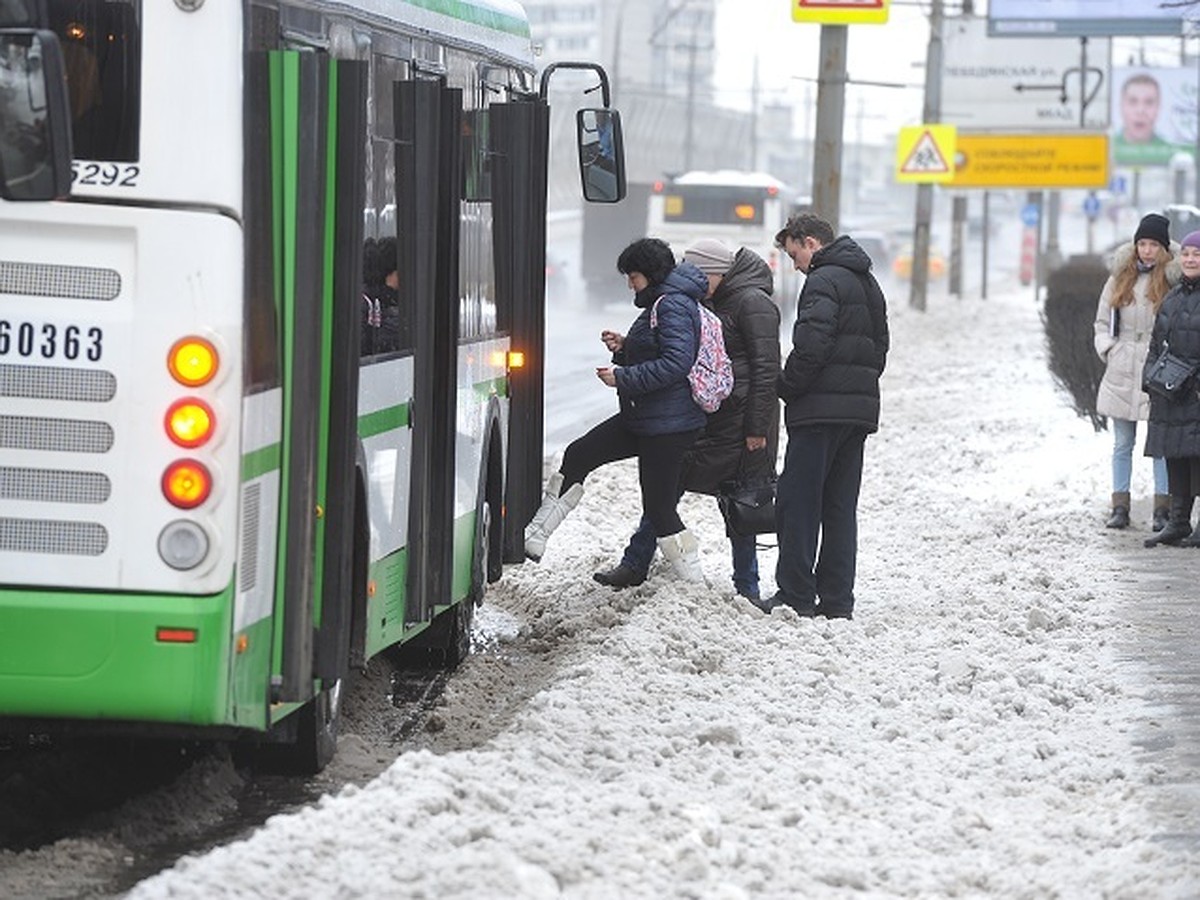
1111, 418, 1167, 494
621, 506, 759, 596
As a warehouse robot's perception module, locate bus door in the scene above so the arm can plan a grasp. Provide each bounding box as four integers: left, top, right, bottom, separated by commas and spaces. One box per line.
488, 98, 550, 564
394, 79, 462, 627
252, 50, 365, 717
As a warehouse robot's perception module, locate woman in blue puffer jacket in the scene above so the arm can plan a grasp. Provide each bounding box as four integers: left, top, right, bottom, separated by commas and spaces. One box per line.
524, 238, 709, 581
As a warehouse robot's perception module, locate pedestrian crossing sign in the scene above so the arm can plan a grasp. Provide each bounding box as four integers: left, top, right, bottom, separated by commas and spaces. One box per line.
792, 0, 890, 25
894, 125, 956, 183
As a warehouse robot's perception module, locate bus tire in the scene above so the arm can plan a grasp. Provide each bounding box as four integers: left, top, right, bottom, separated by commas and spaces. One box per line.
242, 677, 344, 776
292, 676, 342, 775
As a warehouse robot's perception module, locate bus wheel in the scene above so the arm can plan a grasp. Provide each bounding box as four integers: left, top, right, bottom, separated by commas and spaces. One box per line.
449, 593, 474, 668
245, 677, 343, 776
294, 677, 342, 775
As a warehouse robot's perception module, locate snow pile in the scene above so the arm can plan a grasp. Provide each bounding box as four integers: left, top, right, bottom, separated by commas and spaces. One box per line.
130, 287, 1199, 898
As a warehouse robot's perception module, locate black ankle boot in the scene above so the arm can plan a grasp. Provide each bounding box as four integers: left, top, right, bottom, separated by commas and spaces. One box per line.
1105, 506, 1130, 529
592, 563, 646, 589
1145, 496, 1195, 547
1152, 495, 1170, 532
1179, 524, 1200, 548
1106, 492, 1130, 528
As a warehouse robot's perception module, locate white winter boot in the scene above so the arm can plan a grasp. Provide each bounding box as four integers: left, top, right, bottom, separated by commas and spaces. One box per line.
524, 474, 584, 561
657, 528, 705, 583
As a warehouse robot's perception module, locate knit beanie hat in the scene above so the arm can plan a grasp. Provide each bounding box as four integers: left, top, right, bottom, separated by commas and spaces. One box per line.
683, 238, 734, 276
1182, 230, 1200, 251
1134, 213, 1171, 251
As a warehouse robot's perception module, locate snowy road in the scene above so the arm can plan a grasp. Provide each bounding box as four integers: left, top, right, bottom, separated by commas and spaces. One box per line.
124, 279, 1199, 898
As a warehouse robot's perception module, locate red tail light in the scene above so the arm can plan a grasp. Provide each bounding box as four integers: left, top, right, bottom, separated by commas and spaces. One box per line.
162, 460, 212, 509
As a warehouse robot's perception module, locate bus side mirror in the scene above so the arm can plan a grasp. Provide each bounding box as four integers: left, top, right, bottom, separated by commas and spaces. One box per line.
0, 29, 73, 201
576, 108, 625, 204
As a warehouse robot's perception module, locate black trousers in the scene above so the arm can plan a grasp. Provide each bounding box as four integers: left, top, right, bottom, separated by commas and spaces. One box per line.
1166, 456, 1200, 497
774, 423, 868, 613
560, 413, 701, 537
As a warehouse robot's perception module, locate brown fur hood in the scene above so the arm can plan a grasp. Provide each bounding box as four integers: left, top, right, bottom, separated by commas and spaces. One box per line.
1108, 239, 1183, 286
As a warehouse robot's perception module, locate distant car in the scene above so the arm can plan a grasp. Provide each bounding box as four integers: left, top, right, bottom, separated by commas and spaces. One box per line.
892, 244, 946, 281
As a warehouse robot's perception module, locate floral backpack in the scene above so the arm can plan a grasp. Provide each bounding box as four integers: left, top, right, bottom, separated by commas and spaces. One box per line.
651, 297, 734, 413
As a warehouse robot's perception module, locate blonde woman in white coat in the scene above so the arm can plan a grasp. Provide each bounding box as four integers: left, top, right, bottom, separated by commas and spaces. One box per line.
1093, 212, 1180, 530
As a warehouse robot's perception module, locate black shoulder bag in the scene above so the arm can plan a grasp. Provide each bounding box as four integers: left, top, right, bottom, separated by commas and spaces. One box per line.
717, 452, 777, 536
1144, 343, 1199, 400
1143, 304, 1199, 401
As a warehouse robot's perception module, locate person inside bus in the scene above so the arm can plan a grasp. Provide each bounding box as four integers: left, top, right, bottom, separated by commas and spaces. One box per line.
360, 235, 401, 357
593, 239, 781, 600
523, 238, 710, 582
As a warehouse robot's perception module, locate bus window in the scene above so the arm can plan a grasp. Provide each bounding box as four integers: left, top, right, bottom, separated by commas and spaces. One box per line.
49, 0, 141, 163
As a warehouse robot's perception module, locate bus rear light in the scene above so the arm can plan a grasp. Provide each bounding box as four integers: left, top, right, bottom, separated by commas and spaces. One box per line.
162, 460, 212, 509
507, 350, 525, 370
165, 399, 215, 448
168, 337, 219, 387
156, 627, 198, 644
158, 519, 210, 569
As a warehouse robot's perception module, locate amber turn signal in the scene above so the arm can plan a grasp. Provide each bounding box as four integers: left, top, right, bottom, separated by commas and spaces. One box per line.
168, 336, 219, 387
165, 398, 215, 448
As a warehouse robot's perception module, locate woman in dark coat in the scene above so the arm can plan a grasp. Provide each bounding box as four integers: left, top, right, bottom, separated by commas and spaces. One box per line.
524, 238, 710, 581
1143, 229, 1200, 547
594, 240, 781, 598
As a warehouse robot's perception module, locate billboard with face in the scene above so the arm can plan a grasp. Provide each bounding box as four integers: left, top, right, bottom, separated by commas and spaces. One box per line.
1112, 67, 1197, 168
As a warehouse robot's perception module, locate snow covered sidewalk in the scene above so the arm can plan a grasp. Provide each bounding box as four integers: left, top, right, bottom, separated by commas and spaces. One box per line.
132, 287, 1199, 898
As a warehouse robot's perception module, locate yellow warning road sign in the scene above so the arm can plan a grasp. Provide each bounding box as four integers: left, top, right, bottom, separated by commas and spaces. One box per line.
950, 133, 1109, 188
894, 125, 957, 184
792, 0, 890, 25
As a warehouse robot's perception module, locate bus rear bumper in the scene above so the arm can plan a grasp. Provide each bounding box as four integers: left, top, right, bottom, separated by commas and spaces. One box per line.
0, 587, 234, 727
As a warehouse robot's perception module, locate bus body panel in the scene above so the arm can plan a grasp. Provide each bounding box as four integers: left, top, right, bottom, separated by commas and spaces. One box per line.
0, 585, 234, 725
358, 356, 415, 559
315, 0, 532, 66
235, 388, 282, 634
0, 204, 244, 596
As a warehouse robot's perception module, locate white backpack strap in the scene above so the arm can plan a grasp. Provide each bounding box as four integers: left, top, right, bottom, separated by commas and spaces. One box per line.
649, 295, 665, 329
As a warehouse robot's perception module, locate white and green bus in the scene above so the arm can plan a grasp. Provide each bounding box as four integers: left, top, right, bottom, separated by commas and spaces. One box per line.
0, 0, 624, 772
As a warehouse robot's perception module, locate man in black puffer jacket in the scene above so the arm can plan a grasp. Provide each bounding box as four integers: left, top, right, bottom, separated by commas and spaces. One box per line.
753, 213, 889, 619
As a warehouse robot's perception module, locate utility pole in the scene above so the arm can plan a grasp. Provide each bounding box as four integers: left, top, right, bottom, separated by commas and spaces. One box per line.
909, 0, 943, 312
609, 0, 633, 108
679, 33, 713, 171
750, 54, 760, 171
812, 25, 848, 233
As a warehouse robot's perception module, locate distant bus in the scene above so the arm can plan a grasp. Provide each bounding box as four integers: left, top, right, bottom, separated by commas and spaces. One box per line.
646, 170, 801, 308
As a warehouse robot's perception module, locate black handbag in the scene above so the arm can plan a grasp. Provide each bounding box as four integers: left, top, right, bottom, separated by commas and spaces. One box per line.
717, 453, 777, 537
1144, 342, 1199, 400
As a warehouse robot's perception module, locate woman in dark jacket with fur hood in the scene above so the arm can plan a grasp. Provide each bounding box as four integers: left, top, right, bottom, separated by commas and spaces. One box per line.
524, 238, 710, 581
594, 240, 781, 600
1142, 228, 1200, 547
1092, 212, 1179, 531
